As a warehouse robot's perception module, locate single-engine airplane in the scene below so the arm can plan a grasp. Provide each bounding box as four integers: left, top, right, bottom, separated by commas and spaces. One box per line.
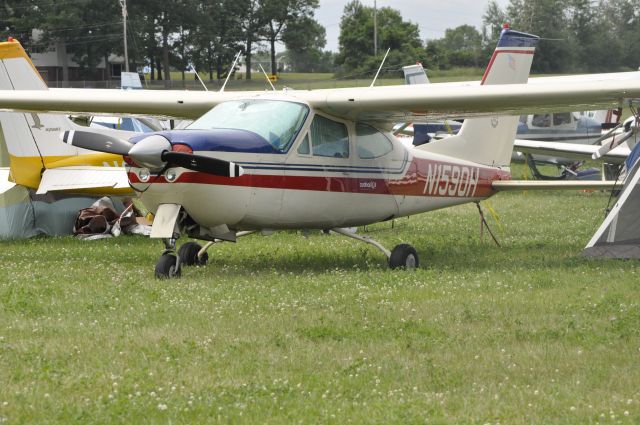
0, 26, 638, 278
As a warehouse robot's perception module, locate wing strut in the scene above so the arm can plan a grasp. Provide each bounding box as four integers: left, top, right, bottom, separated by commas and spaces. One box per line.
476, 202, 501, 247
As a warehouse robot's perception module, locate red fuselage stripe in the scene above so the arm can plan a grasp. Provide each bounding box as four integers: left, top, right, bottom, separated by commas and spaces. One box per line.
128, 158, 511, 199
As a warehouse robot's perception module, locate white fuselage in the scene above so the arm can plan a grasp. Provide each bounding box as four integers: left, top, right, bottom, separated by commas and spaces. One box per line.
127, 106, 508, 232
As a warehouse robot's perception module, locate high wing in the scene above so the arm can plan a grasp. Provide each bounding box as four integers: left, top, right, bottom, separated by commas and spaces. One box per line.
513, 138, 630, 164
0, 80, 639, 126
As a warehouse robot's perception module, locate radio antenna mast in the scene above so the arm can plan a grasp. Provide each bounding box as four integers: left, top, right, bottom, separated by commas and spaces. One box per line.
220, 51, 242, 92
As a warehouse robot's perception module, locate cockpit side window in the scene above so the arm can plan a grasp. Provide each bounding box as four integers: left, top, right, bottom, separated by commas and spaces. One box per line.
310, 115, 349, 158
297, 133, 311, 155
356, 123, 393, 159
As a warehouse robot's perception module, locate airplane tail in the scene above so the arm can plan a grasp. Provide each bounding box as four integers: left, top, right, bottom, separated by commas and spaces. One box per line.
0, 39, 130, 190
418, 27, 540, 168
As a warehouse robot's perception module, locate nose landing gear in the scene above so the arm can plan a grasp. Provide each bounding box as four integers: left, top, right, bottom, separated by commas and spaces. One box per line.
155, 238, 181, 279
155, 231, 257, 278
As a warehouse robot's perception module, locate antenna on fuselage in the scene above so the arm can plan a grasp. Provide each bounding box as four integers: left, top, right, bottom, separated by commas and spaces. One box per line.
220, 50, 242, 93
190, 65, 208, 91
259, 64, 276, 91
369, 47, 390, 88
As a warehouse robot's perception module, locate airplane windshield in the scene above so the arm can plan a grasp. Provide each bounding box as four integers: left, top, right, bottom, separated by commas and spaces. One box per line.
188, 100, 309, 152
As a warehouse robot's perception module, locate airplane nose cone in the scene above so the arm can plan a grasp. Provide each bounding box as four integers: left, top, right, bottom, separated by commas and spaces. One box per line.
128, 134, 171, 170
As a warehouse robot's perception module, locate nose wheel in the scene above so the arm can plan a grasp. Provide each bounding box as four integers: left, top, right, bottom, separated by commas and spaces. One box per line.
155, 237, 182, 279
155, 253, 181, 278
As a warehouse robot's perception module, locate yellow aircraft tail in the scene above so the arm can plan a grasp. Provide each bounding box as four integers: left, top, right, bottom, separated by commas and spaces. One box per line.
0, 39, 131, 193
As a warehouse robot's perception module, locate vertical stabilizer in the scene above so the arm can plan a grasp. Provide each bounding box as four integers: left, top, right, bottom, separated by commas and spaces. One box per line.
0, 40, 81, 187
418, 28, 539, 167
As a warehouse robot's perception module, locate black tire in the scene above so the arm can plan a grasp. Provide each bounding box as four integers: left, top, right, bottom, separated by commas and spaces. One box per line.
155, 254, 181, 279
389, 244, 419, 269
178, 242, 208, 266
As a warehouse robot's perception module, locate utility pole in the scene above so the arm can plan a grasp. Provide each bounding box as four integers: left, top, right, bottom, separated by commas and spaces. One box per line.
119, 0, 129, 72
373, 0, 377, 56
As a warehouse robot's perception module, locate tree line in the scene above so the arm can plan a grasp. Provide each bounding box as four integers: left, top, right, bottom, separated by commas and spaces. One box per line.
0, 0, 328, 80
1, 0, 639, 82
429, 0, 640, 74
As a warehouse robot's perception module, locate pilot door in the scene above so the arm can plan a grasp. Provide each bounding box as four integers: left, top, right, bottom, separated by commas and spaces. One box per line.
280, 114, 399, 228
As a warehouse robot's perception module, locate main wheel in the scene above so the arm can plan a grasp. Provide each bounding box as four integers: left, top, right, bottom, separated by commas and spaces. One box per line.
178, 242, 208, 266
155, 254, 181, 279
389, 244, 419, 269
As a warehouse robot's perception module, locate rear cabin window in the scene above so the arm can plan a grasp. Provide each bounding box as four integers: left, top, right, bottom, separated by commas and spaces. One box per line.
310, 115, 349, 158
356, 123, 393, 159
553, 112, 571, 126
531, 114, 551, 127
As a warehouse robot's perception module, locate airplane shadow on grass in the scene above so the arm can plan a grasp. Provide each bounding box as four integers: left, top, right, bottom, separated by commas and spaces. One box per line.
193, 233, 591, 275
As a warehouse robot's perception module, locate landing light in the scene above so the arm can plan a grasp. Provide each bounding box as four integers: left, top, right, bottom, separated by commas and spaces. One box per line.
138, 168, 151, 182
165, 169, 178, 182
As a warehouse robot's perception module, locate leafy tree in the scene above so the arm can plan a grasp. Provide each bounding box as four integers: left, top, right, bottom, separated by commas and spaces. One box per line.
601, 0, 640, 70
191, 0, 245, 80
505, 0, 572, 73
282, 15, 327, 72
424, 39, 449, 70
481, 0, 507, 57
440, 25, 483, 67
335, 0, 423, 77
0, 0, 43, 42
21, 0, 123, 80
237, 0, 267, 80
262, 0, 319, 75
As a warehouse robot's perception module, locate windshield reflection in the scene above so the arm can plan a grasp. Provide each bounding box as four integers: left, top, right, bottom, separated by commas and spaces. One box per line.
188, 100, 309, 152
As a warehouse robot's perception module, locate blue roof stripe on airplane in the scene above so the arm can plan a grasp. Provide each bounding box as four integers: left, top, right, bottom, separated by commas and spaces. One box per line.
497, 29, 540, 48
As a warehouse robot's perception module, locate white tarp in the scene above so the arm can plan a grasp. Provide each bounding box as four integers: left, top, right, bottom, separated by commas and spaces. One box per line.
583, 160, 640, 258
0, 169, 117, 239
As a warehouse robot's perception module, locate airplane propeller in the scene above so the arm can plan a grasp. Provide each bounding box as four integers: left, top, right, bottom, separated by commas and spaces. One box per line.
61, 130, 244, 178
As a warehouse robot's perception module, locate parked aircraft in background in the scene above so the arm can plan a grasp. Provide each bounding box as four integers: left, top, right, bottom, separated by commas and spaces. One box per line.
0, 42, 134, 196
88, 115, 161, 133
0, 27, 637, 278
514, 114, 638, 170
400, 64, 622, 168
0, 41, 139, 238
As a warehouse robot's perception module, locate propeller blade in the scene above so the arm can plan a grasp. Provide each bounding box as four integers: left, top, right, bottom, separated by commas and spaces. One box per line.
60, 130, 133, 155
162, 152, 244, 178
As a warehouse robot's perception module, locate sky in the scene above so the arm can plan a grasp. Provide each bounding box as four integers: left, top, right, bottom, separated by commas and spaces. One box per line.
315, 0, 511, 52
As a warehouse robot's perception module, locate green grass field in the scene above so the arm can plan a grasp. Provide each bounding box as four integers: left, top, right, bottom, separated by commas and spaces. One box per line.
1, 184, 639, 423
143, 67, 487, 91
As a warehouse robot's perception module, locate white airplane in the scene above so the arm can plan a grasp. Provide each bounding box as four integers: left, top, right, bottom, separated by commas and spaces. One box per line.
0, 28, 637, 278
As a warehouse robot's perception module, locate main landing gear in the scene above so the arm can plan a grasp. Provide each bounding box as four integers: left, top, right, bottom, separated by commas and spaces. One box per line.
331, 228, 419, 269
155, 229, 418, 278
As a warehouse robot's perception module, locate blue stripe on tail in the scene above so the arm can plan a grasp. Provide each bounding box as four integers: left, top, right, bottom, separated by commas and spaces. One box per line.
497, 29, 540, 48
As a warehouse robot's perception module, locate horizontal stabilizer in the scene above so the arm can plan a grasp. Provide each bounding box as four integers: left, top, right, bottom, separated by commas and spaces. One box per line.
514, 139, 629, 164
492, 180, 618, 191
36, 166, 128, 195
